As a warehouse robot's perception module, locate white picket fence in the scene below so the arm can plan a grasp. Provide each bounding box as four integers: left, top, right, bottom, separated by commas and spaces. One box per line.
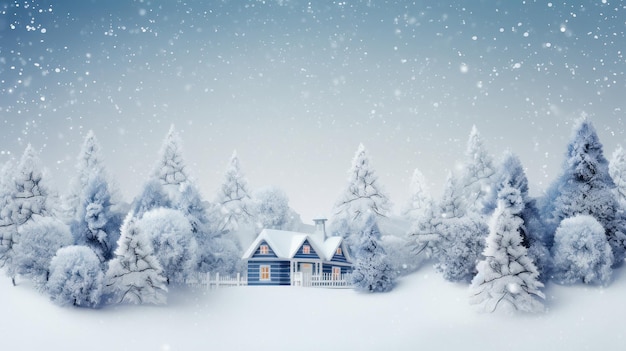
293, 272, 352, 289
186, 272, 247, 289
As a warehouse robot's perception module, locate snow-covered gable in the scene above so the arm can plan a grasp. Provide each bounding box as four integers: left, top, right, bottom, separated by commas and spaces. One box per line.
242, 229, 350, 262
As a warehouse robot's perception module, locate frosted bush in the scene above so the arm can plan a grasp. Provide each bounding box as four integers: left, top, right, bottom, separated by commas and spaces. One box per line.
551, 215, 613, 286
47, 246, 104, 308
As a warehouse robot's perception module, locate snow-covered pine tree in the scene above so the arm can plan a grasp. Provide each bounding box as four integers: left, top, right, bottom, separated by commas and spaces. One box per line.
458, 126, 496, 215
551, 215, 613, 286
131, 178, 172, 218
404, 168, 434, 222
484, 152, 550, 279
152, 125, 189, 194
540, 117, 626, 263
416, 171, 486, 283
105, 212, 167, 305
0, 145, 51, 284
609, 145, 626, 210
350, 214, 396, 293
470, 186, 545, 313
63, 131, 106, 221
330, 143, 391, 240
214, 150, 253, 234
67, 132, 123, 263
47, 245, 105, 308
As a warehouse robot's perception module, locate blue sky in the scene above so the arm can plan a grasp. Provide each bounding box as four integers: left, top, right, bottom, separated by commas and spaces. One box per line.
1, 0, 625, 221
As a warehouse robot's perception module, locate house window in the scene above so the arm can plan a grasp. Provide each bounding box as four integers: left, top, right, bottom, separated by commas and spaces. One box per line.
260, 265, 270, 281
303, 245, 310, 254
259, 245, 269, 255
332, 266, 341, 280
336, 247, 342, 255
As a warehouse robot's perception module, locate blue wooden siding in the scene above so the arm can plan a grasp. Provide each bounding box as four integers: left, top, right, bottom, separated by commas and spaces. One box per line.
250, 240, 278, 259
293, 240, 320, 259
247, 261, 291, 285
323, 263, 352, 275
329, 244, 350, 263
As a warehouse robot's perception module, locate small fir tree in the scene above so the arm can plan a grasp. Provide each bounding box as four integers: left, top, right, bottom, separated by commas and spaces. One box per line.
105, 213, 167, 305
470, 186, 544, 313
215, 150, 253, 234
458, 126, 496, 215
350, 215, 396, 293
330, 143, 391, 240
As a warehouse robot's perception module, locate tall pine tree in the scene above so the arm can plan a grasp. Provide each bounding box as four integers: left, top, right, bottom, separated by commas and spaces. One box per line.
458, 126, 496, 215
68, 132, 123, 263
541, 118, 626, 263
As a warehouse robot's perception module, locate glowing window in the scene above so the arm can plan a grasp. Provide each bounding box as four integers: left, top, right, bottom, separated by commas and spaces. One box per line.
303, 245, 310, 254
332, 267, 341, 280
260, 265, 270, 280
259, 245, 269, 255
336, 247, 342, 255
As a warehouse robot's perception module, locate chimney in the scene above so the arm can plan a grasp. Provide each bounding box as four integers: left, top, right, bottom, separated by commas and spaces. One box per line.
312, 218, 327, 241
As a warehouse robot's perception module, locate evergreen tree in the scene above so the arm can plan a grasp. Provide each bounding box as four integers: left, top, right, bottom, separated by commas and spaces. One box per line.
0, 145, 51, 284
404, 168, 434, 222
105, 213, 167, 305
458, 126, 496, 215
609, 145, 626, 210
551, 215, 613, 286
47, 245, 105, 308
152, 125, 189, 194
63, 131, 106, 221
484, 153, 550, 279
214, 150, 253, 234
409, 171, 487, 282
541, 118, 626, 263
67, 132, 123, 263
330, 143, 391, 240
131, 178, 171, 218
470, 186, 545, 313
350, 214, 396, 293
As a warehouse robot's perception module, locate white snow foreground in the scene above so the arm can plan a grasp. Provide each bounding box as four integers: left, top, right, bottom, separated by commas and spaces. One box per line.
2, 265, 626, 351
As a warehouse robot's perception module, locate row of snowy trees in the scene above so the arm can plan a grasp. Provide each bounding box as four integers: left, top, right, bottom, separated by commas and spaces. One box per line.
0, 126, 305, 307
400, 118, 626, 313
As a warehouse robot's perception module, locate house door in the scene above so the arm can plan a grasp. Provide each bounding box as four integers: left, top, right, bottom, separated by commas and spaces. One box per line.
300, 263, 313, 286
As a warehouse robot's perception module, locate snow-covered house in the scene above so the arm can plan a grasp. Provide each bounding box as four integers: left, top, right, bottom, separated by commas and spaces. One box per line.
242, 219, 352, 286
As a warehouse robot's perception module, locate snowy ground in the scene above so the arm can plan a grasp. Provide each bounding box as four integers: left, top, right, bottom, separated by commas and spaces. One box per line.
4, 264, 626, 351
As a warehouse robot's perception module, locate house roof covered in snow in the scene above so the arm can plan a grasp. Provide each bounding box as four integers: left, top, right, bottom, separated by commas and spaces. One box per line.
241, 229, 349, 262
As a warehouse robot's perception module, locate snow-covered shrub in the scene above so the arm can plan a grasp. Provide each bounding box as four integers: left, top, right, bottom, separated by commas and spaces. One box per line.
252, 186, 302, 232
12, 216, 73, 287
434, 215, 487, 283
551, 215, 613, 286
139, 208, 197, 284
350, 215, 396, 293
47, 246, 104, 308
